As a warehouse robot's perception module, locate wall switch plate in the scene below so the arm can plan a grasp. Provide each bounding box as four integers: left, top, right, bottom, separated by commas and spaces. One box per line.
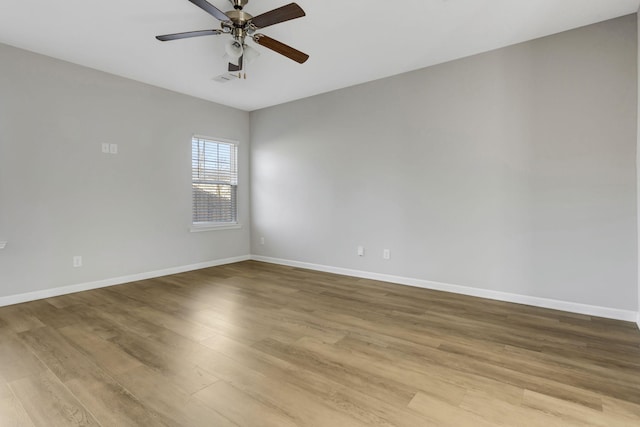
101, 143, 110, 153
260, 237, 265, 245
73, 256, 82, 267
0, 241, 6, 249
109, 143, 118, 154
357, 246, 364, 257
383, 249, 390, 260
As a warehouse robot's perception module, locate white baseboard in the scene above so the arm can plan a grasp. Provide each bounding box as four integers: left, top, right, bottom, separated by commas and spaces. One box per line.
4, 253, 636, 325
251, 255, 638, 323
0, 255, 251, 308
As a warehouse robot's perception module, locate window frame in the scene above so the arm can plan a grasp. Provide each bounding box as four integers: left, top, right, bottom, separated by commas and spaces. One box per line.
190, 135, 241, 233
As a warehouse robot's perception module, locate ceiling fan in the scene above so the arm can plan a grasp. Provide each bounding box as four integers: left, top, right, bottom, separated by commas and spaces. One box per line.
156, 0, 309, 75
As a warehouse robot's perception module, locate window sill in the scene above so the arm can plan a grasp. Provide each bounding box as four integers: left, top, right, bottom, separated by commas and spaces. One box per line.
190, 224, 242, 233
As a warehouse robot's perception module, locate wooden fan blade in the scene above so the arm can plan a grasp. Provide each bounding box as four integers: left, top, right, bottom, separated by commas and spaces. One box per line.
250, 3, 305, 29
156, 29, 221, 41
254, 34, 309, 64
228, 56, 243, 72
188, 0, 229, 21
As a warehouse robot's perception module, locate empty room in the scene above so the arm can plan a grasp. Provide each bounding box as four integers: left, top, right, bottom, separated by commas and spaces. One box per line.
1, 0, 640, 425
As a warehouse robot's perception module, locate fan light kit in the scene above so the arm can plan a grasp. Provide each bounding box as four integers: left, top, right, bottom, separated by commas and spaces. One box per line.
156, 0, 309, 79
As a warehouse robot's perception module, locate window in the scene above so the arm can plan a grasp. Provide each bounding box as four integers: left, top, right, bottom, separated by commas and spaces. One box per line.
191, 136, 238, 228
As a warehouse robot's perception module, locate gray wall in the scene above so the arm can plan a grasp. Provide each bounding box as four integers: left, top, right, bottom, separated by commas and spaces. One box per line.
251, 15, 638, 311
0, 43, 250, 298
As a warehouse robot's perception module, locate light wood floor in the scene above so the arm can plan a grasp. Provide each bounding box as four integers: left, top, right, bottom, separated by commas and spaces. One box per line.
1, 261, 639, 426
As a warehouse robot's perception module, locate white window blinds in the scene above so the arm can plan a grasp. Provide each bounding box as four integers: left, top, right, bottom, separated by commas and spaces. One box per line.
192, 136, 238, 224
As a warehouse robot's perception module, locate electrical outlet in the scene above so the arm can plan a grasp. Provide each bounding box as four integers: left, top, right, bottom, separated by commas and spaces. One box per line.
383, 249, 390, 260
357, 246, 364, 257
73, 256, 82, 267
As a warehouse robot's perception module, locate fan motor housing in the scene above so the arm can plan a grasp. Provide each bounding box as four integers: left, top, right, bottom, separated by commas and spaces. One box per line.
225, 10, 253, 27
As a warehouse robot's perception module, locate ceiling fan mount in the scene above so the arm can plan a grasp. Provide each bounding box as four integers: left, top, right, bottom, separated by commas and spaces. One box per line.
230, 0, 249, 9
156, 0, 309, 75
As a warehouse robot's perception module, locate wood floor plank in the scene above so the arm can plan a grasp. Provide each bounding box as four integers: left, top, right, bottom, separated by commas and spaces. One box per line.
107, 283, 211, 314
107, 329, 219, 395
457, 388, 578, 427
0, 306, 45, 333
200, 334, 431, 427
17, 300, 82, 330
0, 260, 638, 426
602, 396, 640, 422
18, 326, 106, 384
64, 376, 175, 427
129, 305, 218, 342
312, 309, 444, 349
194, 359, 373, 427
336, 333, 527, 407
113, 365, 236, 427
437, 339, 640, 405
194, 380, 298, 427
9, 370, 99, 427
0, 383, 35, 427
331, 336, 468, 406
253, 337, 418, 407
186, 307, 276, 345
16, 325, 179, 426
0, 333, 46, 383
339, 326, 607, 410
58, 325, 142, 376
408, 391, 497, 427
522, 389, 638, 427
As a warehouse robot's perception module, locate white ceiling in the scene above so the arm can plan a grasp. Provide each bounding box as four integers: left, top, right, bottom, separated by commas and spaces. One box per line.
0, 0, 638, 111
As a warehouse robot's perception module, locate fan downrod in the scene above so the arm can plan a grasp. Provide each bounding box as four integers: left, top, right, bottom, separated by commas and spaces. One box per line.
229, 0, 248, 10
